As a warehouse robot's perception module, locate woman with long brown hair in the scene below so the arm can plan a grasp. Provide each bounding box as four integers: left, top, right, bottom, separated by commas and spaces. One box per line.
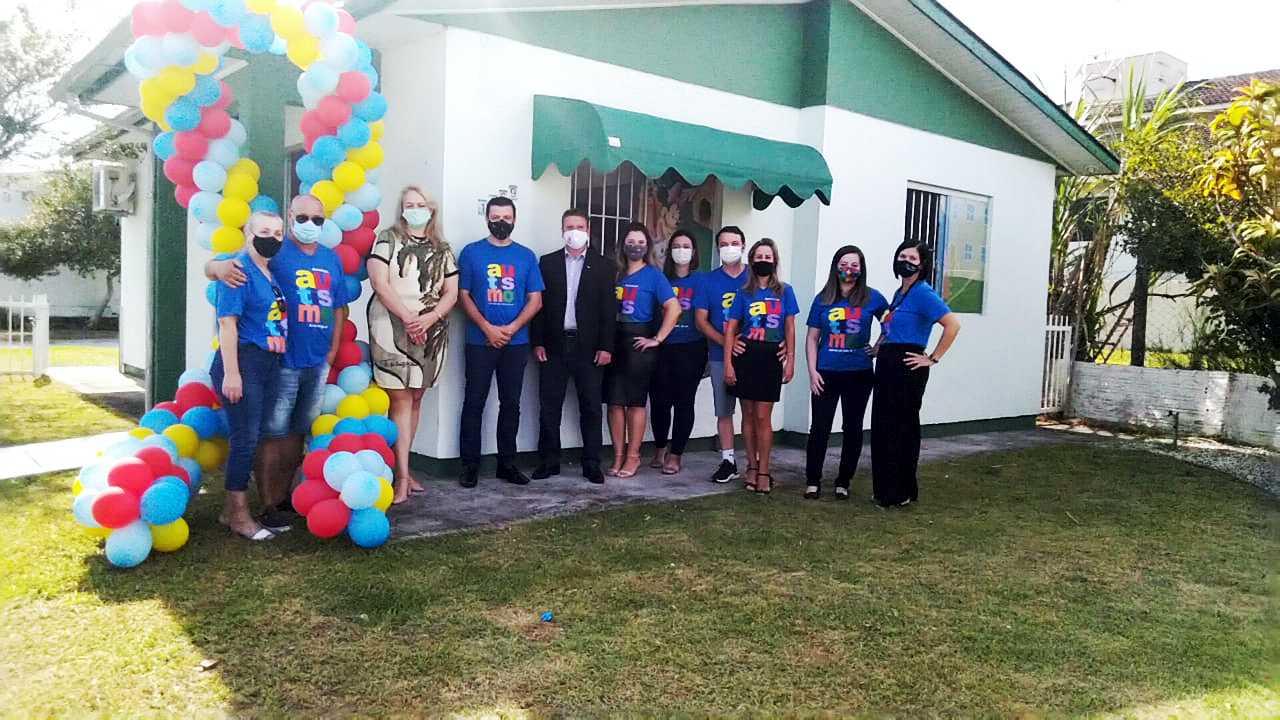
648, 230, 706, 475
366, 185, 458, 504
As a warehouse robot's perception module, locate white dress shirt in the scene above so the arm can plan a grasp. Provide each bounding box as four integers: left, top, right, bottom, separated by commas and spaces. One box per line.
563, 251, 586, 330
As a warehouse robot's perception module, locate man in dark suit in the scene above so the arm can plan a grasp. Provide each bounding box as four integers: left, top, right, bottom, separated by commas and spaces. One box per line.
529, 208, 617, 484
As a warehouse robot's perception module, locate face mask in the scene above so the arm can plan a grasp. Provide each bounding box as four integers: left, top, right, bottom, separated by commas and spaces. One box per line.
752, 260, 775, 277
719, 245, 743, 265
253, 235, 282, 258
624, 244, 648, 261
894, 259, 920, 277
488, 219, 514, 240
403, 207, 432, 228
563, 229, 589, 251
670, 247, 694, 266
837, 268, 860, 283
291, 219, 322, 244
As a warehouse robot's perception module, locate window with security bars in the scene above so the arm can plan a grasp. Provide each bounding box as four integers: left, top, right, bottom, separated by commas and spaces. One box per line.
903, 184, 990, 313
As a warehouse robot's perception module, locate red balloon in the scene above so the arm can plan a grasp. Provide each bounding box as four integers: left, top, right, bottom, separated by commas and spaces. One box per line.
336, 72, 372, 105
211, 81, 234, 110
343, 227, 375, 257
317, 96, 352, 130
170, 465, 191, 486
134, 446, 174, 478
159, 0, 193, 33
198, 108, 231, 139
154, 400, 182, 415
174, 131, 209, 161
92, 487, 141, 529
292, 480, 339, 517
341, 319, 358, 342
334, 244, 360, 275
334, 341, 361, 369
175, 382, 219, 413
362, 434, 394, 467
361, 210, 380, 230
189, 11, 226, 46
130, 2, 165, 38
302, 449, 333, 483
163, 157, 196, 187
328, 434, 365, 455
174, 184, 198, 208
337, 9, 356, 33
306, 498, 351, 538
108, 458, 156, 497
326, 366, 339, 385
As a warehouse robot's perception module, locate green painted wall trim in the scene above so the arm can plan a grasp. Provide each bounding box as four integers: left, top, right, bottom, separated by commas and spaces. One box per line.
226, 54, 299, 207
147, 156, 187, 406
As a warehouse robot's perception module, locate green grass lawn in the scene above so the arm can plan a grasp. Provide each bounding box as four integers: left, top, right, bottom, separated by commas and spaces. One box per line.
0, 344, 120, 370
1096, 348, 1193, 369
0, 376, 135, 447
1, 443, 1275, 717
943, 276, 984, 314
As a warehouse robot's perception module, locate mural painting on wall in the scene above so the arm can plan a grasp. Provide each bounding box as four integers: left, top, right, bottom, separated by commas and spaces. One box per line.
644, 171, 720, 268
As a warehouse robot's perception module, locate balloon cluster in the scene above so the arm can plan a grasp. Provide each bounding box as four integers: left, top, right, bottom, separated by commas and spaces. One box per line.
304, 320, 395, 446
125, 0, 387, 262
293, 430, 396, 547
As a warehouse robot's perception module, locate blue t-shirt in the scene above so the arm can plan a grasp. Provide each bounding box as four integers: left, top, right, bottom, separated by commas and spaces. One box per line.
216, 252, 288, 354
666, 272, 703, 344
727, 283, 800, 344
615, 265, 675, 325
806, 289, 889, 372
881, 281, 950, 347
269, 239, 351, 369
458, 238, 545, 346
694, 266, 750, 361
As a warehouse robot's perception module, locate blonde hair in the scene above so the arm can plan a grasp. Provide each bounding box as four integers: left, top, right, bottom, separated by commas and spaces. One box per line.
394, 185, 446, 247
242, 211, 283, 241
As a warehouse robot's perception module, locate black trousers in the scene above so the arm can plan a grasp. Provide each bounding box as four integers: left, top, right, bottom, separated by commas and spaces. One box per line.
650, 340, 706, 455
538, 333, 605, 470
871, 343, 930, 505
805, 368, 874, 488
460, 343, 529, 469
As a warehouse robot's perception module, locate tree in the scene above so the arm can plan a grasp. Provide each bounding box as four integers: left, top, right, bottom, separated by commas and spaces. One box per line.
0, 164, 121, 328
0, 5, 68, 162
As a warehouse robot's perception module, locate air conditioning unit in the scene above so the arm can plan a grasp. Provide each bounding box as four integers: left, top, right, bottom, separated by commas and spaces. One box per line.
92, 162, 136, 215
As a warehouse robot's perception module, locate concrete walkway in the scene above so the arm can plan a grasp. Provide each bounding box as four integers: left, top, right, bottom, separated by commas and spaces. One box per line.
389, 428, 1085, 541
0, 431, 129, 481
45, 365, 143, 395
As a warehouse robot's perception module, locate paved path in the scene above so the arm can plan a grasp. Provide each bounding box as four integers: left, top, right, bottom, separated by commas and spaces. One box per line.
45, 366, 143, 395
0, 431, 129, 481
389, 428, 1085, 541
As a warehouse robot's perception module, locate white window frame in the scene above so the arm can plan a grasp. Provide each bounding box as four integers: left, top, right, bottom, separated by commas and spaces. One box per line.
905, 181, 993, 315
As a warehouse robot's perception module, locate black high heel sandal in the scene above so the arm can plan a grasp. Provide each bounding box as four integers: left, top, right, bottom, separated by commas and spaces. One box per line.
754, 473, 773, 494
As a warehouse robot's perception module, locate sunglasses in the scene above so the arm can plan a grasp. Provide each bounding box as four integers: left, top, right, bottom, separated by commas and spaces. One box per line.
295, 215, 326, 226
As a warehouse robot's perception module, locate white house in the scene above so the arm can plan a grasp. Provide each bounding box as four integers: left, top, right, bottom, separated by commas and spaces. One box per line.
51, 0, 1117, 467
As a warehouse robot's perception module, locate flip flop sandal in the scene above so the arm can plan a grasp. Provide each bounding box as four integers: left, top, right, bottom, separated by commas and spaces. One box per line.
232, 526, 275, 541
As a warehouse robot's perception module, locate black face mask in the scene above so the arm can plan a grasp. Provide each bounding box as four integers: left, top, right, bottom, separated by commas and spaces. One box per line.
488, 219, 514, 240
752, 260, 775, 277
253, 235, 283, 258
894, 259, 920, 278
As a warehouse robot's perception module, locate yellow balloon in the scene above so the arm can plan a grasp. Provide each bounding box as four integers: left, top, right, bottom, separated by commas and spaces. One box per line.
157, 67, 196, 97
163, 424, 200, 459
190, 53, 219, 75
129, 427, 155, 440
332, 161, 366, 193
211, 336, 220, 350
361, 386, 390, 416
230, 158, 261, 182
310, 180, 343, 214
311, 413, 340, 438
286, 35, 319, 69
369, 120, 385, 142
85, 526, 112, 540
195, 439, 224, 471
223, 173, 258, 203
270, 5, 306, 39
72, 478, 83, 496
217, 197, 252, 228
246, 0, 277, 13
139, 78, 174, 109
373, 478, 393, 512
346, 142, 384, 170
336, 394, 370, 420
212, 226, 244, 254
151, 518, 190, 553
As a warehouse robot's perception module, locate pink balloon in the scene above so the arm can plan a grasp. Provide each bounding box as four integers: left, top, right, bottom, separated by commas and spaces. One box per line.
317, 96, 352, 129
174, 132, 209, 161
228, 26, 244, 50
336, 72, 372, 105
190, 12, 226, 47
159, 0, 194, 33
337, 9, 356, 34
212, 81, 234, 110
131, 2, 165, 38
175, 184, 197, 208
300, 111, 330, 140
198, 108, 231, 139
163, 157, 196, 187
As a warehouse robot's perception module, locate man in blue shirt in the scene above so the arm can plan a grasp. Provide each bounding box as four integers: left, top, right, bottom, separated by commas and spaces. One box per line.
206, 194, 351, 530
456, 196, 545, 488
694, 226, 750, 484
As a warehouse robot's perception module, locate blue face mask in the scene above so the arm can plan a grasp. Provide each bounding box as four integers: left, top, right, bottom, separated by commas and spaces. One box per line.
292, 219, 322, 244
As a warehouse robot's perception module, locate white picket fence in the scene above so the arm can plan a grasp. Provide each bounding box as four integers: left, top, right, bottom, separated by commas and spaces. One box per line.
1041, 314, 1074, 414
1, 294, 50, 376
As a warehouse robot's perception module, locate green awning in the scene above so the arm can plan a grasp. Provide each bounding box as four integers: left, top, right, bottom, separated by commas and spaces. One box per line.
532, 95, 833, 209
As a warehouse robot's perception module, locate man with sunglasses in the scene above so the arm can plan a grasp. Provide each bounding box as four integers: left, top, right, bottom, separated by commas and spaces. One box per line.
206, 194, 354, 531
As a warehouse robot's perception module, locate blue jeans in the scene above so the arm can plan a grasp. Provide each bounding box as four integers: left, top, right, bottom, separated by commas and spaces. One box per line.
264, 362, 329, 438
211, 343, 281, 492
460, 343, 529, 468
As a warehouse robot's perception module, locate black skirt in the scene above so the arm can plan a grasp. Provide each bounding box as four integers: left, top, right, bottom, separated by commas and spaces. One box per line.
730, 340, 783, 402
605, 322, 657, 407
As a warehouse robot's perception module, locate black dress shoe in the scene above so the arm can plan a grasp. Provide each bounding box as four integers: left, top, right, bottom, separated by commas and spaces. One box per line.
583, 466, 605, 484
459, 466, 479, 488
531, 464, 560, 480
496, 465, 530, 485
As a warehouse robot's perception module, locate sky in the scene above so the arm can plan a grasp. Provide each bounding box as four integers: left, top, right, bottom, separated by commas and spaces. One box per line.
5, 0, 1280, 169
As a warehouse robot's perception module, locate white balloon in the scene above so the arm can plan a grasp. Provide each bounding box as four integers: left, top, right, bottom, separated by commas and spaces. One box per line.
162, 32, 200, 67
304, 2, 340, 39
207, 138, 240, 169
321, 34, 358, 71
318, 217, 342, 248
304, 62, 340, 95
347, 183, 381, 212
225, 119, 248, 147
297, 77, 324, 110
194, 221, 217, 250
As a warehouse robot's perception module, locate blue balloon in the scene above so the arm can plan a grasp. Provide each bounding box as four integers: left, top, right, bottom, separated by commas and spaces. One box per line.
355, 449, 387, 476
323, 451, 360, 491
207, 138, 240, 168
193, 161, 228, 193
182, 406, 220, 440
321, 384, 346, 414
337, 365, 371, 395
346, 183, 381, 212
340, 471, 380, 510
295, 154, 328, 185
310, 433, 334, 451
190, 190, 221, 224
210, 0, 248, 27
363, 414, 398, 447
205, 281, 218, 307
141, 434, 180, 463
333, 417, 367, 437
355, 41, 373, 68
355, 263, 368, 283
337, 118, 371, 150
178, 368, 214, 390
215, 408, 230, 436
344, 275, 363, 303
312, 136, 346, 168
240, 14, 275, 54
353, 92, 387, 122
105, 520, 153, 568
359, 64, 380, 92
190, 74, 222, 107
249, 195, 280, 214
204, 349, 217, 372
177, 457, 203, 493
153, 132, 176, 161
140, 480, 189, 525
332, 204, 362, 232
140, 408, 179, 434
166, 98, 201, 132
347, 507, 390, 548
73, 490, 103, 528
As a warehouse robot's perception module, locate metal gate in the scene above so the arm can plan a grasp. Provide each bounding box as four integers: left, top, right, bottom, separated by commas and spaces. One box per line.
1, 294, 50, 376
1041, 314, 1074, 414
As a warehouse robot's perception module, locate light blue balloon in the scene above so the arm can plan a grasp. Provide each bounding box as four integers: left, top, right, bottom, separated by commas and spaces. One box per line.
304, 62, 340, 95
225, 119, 247, 148
269, 36, 287, 55
347, 507, 390, 548
178, 457, 203, 493
152, 132, 176, 162
166, 98, 201, 133
310, 433, 334, 451
178, 368, 214, 390
353, 92, 387, 122
249, 195, 280, 214
72, 489, 103, 528
181, 0, 215, 10
359, 64, 380, 92
355, 41, 373, 68
105, 520, 153, 569
79, 461, 112, 492
346, 183, 381, 212
123, 45, 156, 80
297, 82, 324, 111
133, 36, 166, 72
295, 154, 327, 185
332, 204, 362, 232
103, 437, 144, 459
337, 365, 371, 395
304, 2, 340, 38
299, 182, 313, 197
140, 434, 180, 463
190, 74, 222, 107
312, 136, 346, 168
364, 167, 381, 185
363, 414, 398, 446
344, 275, 363, 303
140, 408, 179, 434
321, 34, 358, 71
181, 406, 220, 440
193, 161, 228, 192
240, 14, 274, 54
337, 118, 370, 149
318, 217, 342, 248
321, 384, 346, 414
333, 417, 366, 437
190, 191, 220, 223
207, 138, 239, 168
339, 470, 380, 510
162, 33, 200, 67
210, 0, 248, 27
354, 449, 387, 476
204, 349, 217, 372
140, 480, 189, 525
195, 222, 216, 251
323, 451, 359, 491
355, 263, 368, 283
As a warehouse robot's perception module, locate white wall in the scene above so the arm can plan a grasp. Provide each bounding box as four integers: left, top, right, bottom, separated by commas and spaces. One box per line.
118, 152, 153, 371
0, 271, 117, 318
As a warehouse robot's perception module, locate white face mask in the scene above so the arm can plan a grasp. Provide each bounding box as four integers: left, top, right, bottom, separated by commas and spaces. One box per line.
719, 245, 743, 265
403, 207, 432, 228
563, 229, 589, 251
670, 247, 694, 266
